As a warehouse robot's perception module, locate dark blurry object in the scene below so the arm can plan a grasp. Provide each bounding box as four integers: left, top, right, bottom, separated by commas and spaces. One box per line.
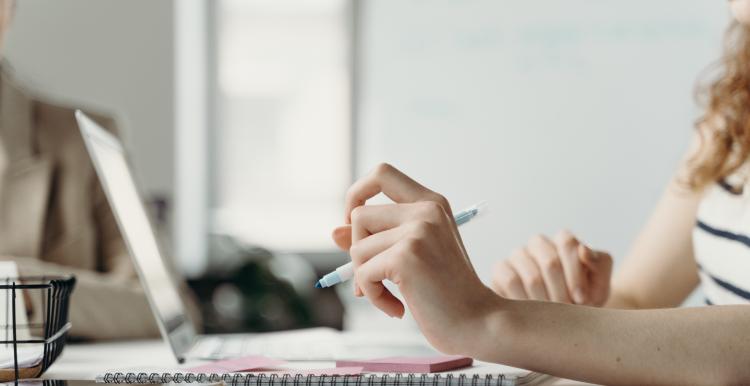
187, 235, 343, 333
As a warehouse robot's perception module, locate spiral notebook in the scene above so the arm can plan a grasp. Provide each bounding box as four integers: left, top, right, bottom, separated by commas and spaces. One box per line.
95, 361, 548, 386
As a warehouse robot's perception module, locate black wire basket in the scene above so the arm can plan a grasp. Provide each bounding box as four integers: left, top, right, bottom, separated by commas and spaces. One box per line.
0, 276, 75, 382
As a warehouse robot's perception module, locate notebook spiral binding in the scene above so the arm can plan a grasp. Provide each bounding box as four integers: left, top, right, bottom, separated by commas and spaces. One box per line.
99, 373, 521, 386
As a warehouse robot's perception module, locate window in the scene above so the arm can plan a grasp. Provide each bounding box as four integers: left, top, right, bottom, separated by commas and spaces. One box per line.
211, 0, 352, 251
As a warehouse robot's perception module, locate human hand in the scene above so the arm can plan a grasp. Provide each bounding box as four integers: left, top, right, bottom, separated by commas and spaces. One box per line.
332, 164, 502, 354
332, 162, 465, 297
491, 231, 613, 306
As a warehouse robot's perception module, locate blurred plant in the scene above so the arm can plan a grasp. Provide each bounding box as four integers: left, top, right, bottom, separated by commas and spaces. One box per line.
187, 234, 341, 333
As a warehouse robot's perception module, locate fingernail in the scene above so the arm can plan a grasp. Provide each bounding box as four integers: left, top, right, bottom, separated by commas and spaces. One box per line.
573, 288, 585, 304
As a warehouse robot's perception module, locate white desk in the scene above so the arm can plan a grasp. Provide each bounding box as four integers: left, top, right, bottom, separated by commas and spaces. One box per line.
43, 340, 594, 386
45, 340, 176, 380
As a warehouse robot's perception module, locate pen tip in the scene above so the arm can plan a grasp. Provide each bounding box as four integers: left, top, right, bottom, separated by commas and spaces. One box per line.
314, 281, 322, 289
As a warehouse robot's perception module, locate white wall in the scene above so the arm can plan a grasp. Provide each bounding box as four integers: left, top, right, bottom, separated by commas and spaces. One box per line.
2, 0, 731, 298
357, 1, 729, 290
4, 0, 175, 203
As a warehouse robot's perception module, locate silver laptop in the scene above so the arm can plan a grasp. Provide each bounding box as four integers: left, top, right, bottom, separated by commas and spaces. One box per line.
75, 111, 434, 364
74, 111, 350, 363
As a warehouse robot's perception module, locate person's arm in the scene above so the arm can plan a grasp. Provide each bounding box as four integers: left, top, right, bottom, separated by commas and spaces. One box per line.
489, 180, 702, 310
605, 178, 702, 309
490, 134, 705, 309
339, 163, 750, 386
479, 300, 750, 385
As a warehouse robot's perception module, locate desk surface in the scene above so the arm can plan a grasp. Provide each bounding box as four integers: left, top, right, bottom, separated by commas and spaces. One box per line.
44, 339, 595, 386
46, 340, 176, 380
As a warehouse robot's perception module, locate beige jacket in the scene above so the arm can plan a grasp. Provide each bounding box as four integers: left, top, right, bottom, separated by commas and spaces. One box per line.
0, 70, 160, 340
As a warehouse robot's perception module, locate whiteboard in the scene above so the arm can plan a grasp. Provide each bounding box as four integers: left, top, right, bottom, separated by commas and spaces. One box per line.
355, 1, 729, 286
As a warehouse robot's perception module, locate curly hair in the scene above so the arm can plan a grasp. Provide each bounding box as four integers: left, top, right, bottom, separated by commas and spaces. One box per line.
689, 21, 750, 189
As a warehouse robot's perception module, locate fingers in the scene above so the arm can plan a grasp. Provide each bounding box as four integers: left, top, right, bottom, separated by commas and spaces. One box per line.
350, 227, 404, 268
344, 163, 449, 224
331, 223, 396, 297
350, 204, 411, 243
355, 250, 405, 318
579, 244, 613, 275
350, 202, 449, 243
553, 230, 587, 304
507, 248, 549, 301
527, 235, 572, 303
337, 201, 453, 302
332, 225, 352, 251
491, 260, 528, 299
494, 232, 614, 306
579, 244, 614, 305
348, 206, 448, 298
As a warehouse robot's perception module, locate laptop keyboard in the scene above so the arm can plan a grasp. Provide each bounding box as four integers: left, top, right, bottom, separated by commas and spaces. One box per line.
191, 329, 341, 361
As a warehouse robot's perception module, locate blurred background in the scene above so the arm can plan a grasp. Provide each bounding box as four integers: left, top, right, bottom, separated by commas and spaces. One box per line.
3, 0, 729, 332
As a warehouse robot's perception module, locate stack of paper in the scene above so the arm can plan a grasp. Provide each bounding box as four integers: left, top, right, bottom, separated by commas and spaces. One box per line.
0, 346, 42, 369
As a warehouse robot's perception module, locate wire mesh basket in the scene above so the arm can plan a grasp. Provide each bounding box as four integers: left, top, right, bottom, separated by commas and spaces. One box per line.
0, 276, 75, 382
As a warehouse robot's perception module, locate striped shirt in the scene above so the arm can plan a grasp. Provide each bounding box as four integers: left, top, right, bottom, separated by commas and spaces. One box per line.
693, 167, 750, 305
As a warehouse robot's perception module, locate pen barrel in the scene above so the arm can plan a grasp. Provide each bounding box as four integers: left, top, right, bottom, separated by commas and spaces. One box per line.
453, 210, 476, 226
335, 262, 354, 281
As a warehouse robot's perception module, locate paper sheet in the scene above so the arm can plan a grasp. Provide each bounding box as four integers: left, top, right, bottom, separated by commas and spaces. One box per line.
265, 367, 364, 376
0, 346, 43, 369
185, 355, 286, 373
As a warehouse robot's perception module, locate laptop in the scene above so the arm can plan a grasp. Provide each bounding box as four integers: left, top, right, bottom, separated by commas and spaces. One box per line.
74, 111, 435, 364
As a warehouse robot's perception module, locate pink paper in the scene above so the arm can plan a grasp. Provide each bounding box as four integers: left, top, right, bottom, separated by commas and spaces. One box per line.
336, 355, 472, 373
186, 355, 286, 373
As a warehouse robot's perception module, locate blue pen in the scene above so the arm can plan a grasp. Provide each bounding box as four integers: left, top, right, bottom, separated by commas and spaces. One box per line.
315, 201, 488, 288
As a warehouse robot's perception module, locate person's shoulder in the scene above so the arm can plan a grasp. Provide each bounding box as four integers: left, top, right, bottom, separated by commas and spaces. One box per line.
0, 67, 119, 135
30, 96, 120, 173
33, 97, 119, 136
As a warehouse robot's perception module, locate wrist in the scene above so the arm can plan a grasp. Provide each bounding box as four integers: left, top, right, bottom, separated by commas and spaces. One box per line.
462, 286, 512, 360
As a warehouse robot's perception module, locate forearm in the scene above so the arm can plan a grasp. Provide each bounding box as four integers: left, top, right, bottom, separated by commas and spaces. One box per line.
477, 299, 750, 386
603, 288, 642, 309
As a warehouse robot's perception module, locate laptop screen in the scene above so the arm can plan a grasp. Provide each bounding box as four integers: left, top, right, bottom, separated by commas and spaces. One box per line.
76, 111, 195, 362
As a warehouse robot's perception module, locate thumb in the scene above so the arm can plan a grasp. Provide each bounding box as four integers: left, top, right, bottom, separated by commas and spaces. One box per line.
578, 244, 613, 306
578, 244, 612, 274
332, 225, 352, 251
